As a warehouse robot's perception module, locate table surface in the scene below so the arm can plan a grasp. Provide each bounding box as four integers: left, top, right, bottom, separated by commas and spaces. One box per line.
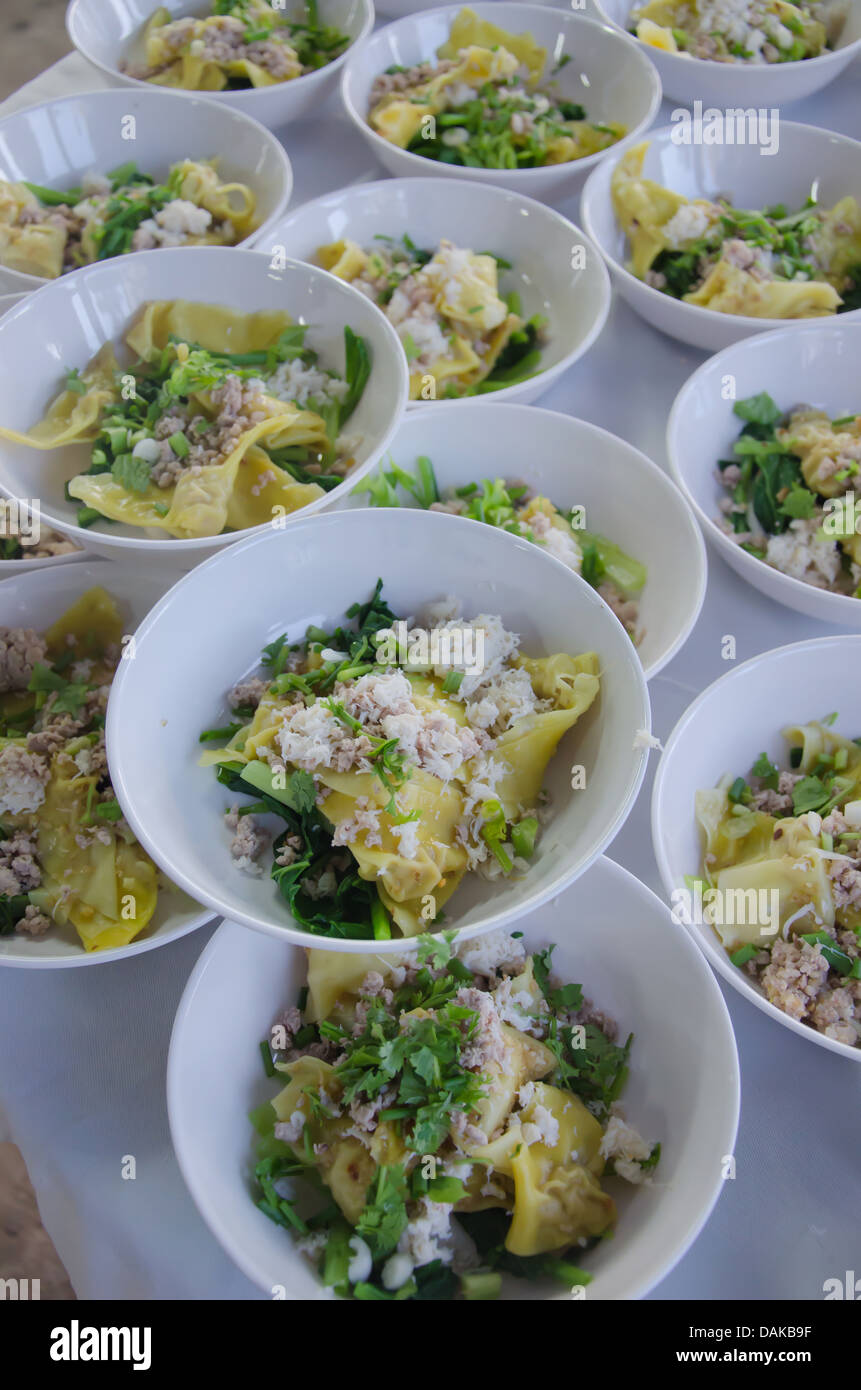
0, 30, 859, 1302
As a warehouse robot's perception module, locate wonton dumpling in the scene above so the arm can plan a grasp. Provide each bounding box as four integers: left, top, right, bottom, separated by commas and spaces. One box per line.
0, 179, 40, 226
787, 413, 861, 498
504, 1083, 613, 1255
713, 844, 834, 949
695, 785, 776, 875
684, 258, 841, 318
422, 247, 509, 334
305, 949, 396, 1023
0, 343, 118, 451
125, 299, 293, 361
811, 197, 861, 286
437, 8, 546, 81
316, 238, 370, 281
68, 406, 324, 539
36, 757, 159, 951
369, 43, 521, 147
171, 159, 257, 236
782, 720, 861, 776
44, 585, 123, 663
611, 142, 708, 279
636, 16, 679, 50
1, 224, 63, 280
411, 337, 483, 399
315, 764, 468, 935
487, 654, 599, 818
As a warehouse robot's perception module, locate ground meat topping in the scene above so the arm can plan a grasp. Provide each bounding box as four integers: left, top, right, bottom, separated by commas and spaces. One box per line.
749, 770, 803, 815
0, 627, 47, 693
15, 903, 53, 937
369, 58, 456, 107
227, 677, 269, 712
225, 805, 270, 876
760, 938, 830, 1023
828, 860, 861, 914
454, 986, 507, 1071
0, 830, 42, 895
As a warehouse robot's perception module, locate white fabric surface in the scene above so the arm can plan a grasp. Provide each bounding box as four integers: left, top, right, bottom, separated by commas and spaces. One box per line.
0, 38, 860, 1300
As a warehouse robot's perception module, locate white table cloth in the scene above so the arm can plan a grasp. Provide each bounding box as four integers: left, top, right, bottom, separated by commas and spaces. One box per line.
1, 31, 860, 1301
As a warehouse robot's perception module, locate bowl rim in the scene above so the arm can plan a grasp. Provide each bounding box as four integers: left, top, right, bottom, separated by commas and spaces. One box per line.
0, 85, 296, 292
651, 631, 861, 1062
65, 0, 376, 101
666, 318, 861, 624
591, 0, 861, 71
0, 244, 410, 555
339, 2, 663, 186
381, 396, 708, 679
0, 555, 216, 968
0, 548, 86, 577
166, 854, 741, 1299
106, 505, 652, 953
266, 173, 613, 405
581, 119, 861, 335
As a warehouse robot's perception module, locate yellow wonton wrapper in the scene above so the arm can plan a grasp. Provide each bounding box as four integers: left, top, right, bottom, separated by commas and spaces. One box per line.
20, 588, 162, 951
684, 260, 840, 318
317, 236, 519, 398
613, 140, 846, 318
218, 648, 599, 938
2, 299, 334, 539
0, 344, 119, 450
370, 42, 522, 147
0, 180, 66, 278
140, 5, 302, 91
694, 720, 861, 949
437, 8, 547, 80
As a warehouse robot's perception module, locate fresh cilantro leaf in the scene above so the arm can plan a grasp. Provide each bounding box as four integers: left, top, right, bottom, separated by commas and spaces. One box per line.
732, 392, 782, 427
780, 484, 818, 520
532, 945, 584, 1013
111, 452, 152, 494
355, 1164, 408, 1260
751, 752, 779, 789
27, 663, 89, 716
791, 775, 830, 815
64, 367, 88, 396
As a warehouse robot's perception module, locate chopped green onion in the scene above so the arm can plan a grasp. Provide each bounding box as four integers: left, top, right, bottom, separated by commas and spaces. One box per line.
168, 431, 190, 459
259, 1039, 276, 1078
730, 944, 758, 967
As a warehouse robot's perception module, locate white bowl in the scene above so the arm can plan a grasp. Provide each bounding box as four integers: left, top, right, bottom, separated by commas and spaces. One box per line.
0, 87, 294, 293
340, 3, 662, 201
338, 401, 706, 677
0, 531, 85, 579
668, 319, 861, 627
167, 854, 740, 1299
66, 0, 375, 132
107, 507, 651, 951
581, 121, 861, 353
652, 634, 861, 1062
263, 176, 611, 407
594, 0, 861, 108
0, 246, 409, 570
0, 292, 26, 313
0, 559, 214, 969
375, 0, 567, 13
